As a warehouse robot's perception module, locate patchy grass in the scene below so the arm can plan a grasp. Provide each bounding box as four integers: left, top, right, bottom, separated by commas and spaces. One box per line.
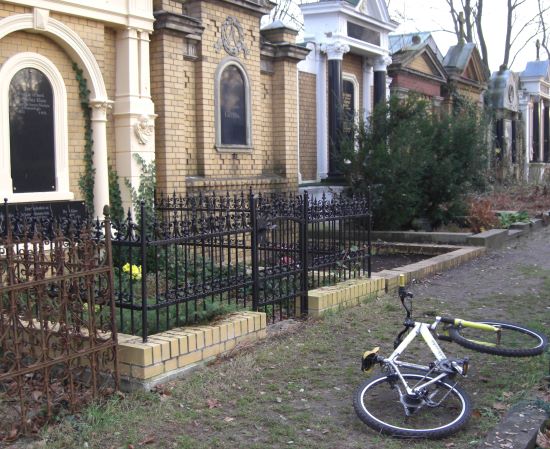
32, 269, 550, 449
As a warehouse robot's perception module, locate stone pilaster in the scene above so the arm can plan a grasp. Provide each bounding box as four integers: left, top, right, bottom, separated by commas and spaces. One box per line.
114, 27, 156, 211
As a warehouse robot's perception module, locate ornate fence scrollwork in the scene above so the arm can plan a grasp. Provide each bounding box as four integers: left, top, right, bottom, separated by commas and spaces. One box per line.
0, 203, 118, 441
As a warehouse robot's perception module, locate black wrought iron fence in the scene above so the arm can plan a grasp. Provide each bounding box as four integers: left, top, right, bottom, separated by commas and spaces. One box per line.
112, 189, 371, 341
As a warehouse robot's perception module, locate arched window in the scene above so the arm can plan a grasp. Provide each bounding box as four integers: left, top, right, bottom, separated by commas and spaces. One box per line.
0, 52, 71, 202
9, 68, 56, 192
215, 58, 252, 151
342, 74, 359, 142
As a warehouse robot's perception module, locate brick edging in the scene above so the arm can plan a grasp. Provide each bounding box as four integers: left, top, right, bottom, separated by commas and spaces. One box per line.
117, 311, 267, 390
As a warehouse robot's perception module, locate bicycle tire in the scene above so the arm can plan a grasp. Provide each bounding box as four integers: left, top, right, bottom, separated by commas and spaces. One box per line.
353, 373, 471, 439
448, 320, 548, 357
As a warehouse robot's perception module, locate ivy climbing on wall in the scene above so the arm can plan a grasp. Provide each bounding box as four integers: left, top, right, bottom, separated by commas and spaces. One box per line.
72, 62, 95, 215
72, 62, 123, 219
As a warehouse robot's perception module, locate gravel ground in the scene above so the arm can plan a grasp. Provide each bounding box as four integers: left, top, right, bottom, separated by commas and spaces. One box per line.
409, 227, 550, 304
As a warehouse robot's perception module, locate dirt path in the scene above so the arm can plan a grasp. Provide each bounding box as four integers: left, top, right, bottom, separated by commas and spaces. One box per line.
410, 227, 550, 307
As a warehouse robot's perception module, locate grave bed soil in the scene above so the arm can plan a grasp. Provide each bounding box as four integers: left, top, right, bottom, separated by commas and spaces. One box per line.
370, 253, 429, 272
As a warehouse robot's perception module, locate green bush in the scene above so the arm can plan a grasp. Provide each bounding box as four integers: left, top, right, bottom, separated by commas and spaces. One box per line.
498, 211, 529, 228
340, 95, 489, 230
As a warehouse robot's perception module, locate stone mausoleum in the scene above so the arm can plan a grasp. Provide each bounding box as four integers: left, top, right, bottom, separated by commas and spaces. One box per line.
0, 0, 309, 216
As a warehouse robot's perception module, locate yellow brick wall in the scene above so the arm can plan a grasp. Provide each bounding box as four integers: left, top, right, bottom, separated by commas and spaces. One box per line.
299, 72, 317, 182
153, 0, 183, 14
150, 29, 199, 193
0, 5, 116, 199
0, 2, 28, 18
150, 0, 300, 195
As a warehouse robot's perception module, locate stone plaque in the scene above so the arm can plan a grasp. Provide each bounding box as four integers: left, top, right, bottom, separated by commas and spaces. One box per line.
6, 201, 87, 222
9, 68, 56, 193
220, 66, 246, 145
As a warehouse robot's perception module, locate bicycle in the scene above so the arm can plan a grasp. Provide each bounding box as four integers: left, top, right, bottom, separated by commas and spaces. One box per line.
353, 274, 548, 439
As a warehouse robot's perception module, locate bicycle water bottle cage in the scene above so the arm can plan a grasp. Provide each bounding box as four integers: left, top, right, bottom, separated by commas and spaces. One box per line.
361, 347, 380, 373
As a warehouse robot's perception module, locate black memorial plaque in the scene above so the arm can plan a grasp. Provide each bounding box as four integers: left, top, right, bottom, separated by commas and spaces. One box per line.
220, 66, 246, 145
5, 201, 87, 222
9, 68, 56, 193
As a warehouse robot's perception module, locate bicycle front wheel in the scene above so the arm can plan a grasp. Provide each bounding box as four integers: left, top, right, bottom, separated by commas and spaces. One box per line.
448, 320, 548, 357
353, 373, 471, 439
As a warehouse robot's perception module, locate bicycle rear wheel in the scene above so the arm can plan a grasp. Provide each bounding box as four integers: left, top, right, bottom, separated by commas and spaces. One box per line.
353, 373, 471, 439
448, 320, 547, 357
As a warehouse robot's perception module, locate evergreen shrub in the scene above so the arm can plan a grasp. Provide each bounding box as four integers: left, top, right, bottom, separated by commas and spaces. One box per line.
340, 95, 489, 230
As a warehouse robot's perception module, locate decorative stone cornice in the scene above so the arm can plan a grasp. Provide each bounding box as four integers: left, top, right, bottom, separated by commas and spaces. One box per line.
185, 0, 274, 18
320, 41, 350, 61
153, 10, 203, 39
261, 41, 310, 63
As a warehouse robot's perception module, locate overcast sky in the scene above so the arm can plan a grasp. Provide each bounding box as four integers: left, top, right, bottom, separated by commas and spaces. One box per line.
267, 0, 547, 74
387, 0, 544, 73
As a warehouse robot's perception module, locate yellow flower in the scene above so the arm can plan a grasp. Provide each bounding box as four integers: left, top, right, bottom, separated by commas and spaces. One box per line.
82, 303, 101, 313
122, 263, 142, 280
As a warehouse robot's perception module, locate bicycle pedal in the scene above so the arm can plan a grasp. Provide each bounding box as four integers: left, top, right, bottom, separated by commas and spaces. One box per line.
361, 347, 380, 373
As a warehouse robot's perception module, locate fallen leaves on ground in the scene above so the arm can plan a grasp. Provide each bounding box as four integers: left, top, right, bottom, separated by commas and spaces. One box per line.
537, 424, 550, 449
206, 398, 222, 409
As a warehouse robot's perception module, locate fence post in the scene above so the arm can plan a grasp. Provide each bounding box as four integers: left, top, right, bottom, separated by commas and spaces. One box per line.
103, 205, 120, 389
300, 191, 309, 316
250, 193, 259, 311
140, 201, 148, 342
367, 186, 372, 277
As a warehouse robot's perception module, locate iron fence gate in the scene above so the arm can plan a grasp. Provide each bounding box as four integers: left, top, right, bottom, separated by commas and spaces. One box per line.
113, 190, 371, 341
0, 205, 118, 441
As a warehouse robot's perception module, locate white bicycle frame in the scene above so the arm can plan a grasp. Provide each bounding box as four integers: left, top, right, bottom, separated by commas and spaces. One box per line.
381, 321, 466, 397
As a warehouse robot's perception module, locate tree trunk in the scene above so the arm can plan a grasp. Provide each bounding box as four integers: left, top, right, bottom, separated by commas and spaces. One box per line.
475, 0, 490, 71
502, 0, 514, 67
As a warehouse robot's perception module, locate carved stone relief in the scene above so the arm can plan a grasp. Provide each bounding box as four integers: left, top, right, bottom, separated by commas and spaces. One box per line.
214, 17, 249, 58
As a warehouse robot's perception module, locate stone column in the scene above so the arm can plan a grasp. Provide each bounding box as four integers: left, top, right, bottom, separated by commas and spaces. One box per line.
114, 28, 156, 211
362, 59, 373, 123
316, 47, 328, 180
532, 100, 541, 162
544, 102, 549, 162
90, 100, 113, 216
519, 95, 532, 181
373, 55, 391, 106
321, 41, 349, 179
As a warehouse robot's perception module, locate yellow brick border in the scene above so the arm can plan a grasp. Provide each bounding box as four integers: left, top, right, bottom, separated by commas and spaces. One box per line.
117, 311, 267, 389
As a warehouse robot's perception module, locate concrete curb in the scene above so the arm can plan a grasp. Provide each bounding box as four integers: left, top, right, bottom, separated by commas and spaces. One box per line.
478, 401, 548, 449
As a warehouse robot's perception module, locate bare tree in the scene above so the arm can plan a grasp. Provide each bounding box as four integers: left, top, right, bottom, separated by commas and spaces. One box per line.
446, 0, 489, 69
537, 0, 550, 59
446, 0, 549, 71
